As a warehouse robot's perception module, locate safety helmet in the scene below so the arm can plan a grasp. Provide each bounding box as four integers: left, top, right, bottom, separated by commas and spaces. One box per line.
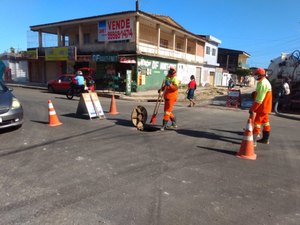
76, 70, 83, 76
254, 68, 266, 76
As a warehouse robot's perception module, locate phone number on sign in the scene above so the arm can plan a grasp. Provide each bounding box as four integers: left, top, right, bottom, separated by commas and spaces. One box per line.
107, 29, 133, 40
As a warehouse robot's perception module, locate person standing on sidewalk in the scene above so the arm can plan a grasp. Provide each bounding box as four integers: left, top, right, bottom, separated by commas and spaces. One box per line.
186, 75, 197, 107
158, 66, 180, 131
249, 68, 272, 146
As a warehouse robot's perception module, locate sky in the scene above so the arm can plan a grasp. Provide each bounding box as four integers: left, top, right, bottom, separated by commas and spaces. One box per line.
1, 0, 300, 68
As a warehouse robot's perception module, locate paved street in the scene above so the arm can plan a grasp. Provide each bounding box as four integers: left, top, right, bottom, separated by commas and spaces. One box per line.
0, 87, 299, 225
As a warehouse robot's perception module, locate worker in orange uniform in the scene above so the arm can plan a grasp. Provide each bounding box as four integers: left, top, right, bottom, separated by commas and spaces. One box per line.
158, 66, 180, 131
249, 68, 272, 146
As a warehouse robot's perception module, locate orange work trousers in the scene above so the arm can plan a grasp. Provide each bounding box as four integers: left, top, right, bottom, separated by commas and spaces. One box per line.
253, 112, 271, 135
163, 98, 176, 121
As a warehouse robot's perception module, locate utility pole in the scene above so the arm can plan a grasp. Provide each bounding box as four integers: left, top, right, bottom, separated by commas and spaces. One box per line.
226, 55, 229, 72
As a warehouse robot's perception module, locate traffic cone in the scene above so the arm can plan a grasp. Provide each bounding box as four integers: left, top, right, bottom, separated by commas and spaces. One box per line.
109, 94, 119, 115
236, 118, 257, 160
48, 100, 62, 126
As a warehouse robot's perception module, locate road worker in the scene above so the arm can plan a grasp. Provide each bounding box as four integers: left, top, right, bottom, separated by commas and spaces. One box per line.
249, 68, 272, 146
158, 66, 180, 131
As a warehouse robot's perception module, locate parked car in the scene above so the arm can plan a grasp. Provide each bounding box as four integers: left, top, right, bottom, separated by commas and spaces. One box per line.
47, 74, 95, 93
0, 81, 23, 129
47, 74, 75, 93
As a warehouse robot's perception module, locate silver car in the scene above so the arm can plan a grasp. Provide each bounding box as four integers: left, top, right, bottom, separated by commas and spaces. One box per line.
0, 81, 23, 129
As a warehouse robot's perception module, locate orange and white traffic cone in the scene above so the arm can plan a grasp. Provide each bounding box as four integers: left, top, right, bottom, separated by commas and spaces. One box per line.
48, 100, 62, 126
109, 95, 119, 115
236, 118, 257, 160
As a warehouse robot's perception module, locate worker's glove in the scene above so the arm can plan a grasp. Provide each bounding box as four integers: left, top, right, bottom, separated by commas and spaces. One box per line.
165, 80, 171, 86
158, 89, 162, 94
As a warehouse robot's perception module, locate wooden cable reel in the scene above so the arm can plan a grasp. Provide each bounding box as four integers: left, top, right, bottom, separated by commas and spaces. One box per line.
131, 105, 148, 130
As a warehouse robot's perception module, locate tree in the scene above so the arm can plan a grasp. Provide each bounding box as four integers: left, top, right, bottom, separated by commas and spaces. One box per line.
10, 47, 15, 53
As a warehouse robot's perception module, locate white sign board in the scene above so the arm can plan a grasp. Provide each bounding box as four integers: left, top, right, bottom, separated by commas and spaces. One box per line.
98, 17, 134, 42
76, 93, 105, 119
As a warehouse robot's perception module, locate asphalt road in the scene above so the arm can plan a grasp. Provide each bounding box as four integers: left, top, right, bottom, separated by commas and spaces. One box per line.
0, 87, 299, 225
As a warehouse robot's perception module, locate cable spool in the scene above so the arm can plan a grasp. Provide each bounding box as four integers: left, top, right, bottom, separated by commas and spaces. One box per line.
131, 105, 148, 131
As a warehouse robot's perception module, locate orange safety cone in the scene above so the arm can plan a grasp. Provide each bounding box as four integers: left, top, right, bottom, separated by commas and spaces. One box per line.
236, 118, 257, 160
48, 100, 62, 126
109, 94, 119, 115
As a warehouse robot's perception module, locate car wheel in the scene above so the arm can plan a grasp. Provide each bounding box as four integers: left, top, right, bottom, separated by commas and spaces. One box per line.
48, 85, 54, 93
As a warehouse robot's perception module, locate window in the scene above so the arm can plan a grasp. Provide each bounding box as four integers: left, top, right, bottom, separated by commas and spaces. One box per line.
176, 43, 182, 51
206, 46, 210, 55
160, 39, 168, 48
84, 33, 90, 44
212, 48, 216, 56
75, 34, 79, 45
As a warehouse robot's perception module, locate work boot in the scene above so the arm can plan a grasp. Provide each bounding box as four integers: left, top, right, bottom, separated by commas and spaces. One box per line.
257, 131, 270, 144
253, 134, 259, 147
160, 120, 168, 131
170, 117, 177, 128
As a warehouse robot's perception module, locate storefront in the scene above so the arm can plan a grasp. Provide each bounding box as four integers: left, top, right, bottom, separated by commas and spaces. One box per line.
136, 56, 177, 92
92, 53, 136, 91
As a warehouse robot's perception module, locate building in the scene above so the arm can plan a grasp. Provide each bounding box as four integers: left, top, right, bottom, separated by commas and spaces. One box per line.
217, 47, 250, 74
198, 35, 221, 86
26, 7, 221, 92
0, 53, 29, 82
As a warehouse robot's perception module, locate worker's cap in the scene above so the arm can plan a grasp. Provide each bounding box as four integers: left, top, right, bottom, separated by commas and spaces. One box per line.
254, 68, 266, 76
168, 66, 176, 76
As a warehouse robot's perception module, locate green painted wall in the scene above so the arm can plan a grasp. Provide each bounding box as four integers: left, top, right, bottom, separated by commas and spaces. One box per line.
136, 56, 177, 92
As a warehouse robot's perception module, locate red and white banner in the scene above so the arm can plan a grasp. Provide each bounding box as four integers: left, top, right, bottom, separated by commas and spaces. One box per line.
98, 17, 134, 42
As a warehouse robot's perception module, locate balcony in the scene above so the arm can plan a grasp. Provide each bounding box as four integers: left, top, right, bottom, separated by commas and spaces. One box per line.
137, 41, 204, 63
238, 62, 250, 69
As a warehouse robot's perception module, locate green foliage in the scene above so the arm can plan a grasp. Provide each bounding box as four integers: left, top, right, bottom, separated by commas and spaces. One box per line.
10, 47, 15, 53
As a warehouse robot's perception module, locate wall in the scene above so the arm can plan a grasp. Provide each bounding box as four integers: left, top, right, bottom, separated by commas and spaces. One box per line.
136, 56, 177, 91
177, 63, 198, 85
204, 42, 218, 66
1, 60, 29, 82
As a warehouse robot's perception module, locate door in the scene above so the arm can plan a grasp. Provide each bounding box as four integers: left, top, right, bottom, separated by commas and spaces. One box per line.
195, 67, 201, 86
209, 71, 215, 86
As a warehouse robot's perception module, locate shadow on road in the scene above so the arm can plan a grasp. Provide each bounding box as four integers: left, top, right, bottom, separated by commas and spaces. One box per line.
197, 145, 237, 156
107, 118, 133, 127
61, 113, 90, 120
176, 129, 241, 145
31, 120, 48, 124
211, 128, 244, 136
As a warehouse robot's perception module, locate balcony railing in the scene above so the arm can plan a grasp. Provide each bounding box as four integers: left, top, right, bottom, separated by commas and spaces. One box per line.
238, 62, 250, 69
137, 41, 204, 63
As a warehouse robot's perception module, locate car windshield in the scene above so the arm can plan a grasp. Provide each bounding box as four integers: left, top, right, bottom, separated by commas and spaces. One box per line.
0, 82, 9, 93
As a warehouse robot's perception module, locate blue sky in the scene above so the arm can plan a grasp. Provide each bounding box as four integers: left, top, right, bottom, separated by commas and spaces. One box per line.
1, 0, 300, 68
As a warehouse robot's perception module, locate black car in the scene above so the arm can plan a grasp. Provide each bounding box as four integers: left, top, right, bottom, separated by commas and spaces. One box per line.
0, 81, 23, 129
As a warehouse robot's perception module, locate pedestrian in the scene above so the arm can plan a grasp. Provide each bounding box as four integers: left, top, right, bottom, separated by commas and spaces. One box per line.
280, 77, 291, 110
282, 77, 291, 95
186, 75, 197, 107
249, 68, 272, 146
228, 77, 234, 89
158, 66, 180, 131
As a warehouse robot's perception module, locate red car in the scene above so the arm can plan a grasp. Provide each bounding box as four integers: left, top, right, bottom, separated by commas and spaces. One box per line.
47, 74, 76, 93
47, 74, 95, 93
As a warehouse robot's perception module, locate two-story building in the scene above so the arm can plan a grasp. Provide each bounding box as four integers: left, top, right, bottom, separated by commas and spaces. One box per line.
26, 8, 221, 92
217, 47, 250, 73
198, 35, 221, 86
